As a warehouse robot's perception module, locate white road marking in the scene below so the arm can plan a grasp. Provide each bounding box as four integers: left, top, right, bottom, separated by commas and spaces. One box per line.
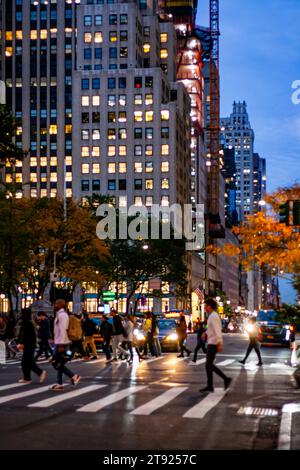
188, 358, 206, 366
0, 382, 29, 392
77, 385, 147, 413
278, 403, 300, 450
0, 386, 50, 405
216, 359, 235, 367
131, 387, 187, 416
28, 385, 106, 408
183, 388, 227, 419
140, 356, 165, 365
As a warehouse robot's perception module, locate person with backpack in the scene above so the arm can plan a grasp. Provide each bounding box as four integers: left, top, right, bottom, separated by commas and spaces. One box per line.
68, 312, 85, 359
82, 312, 98, 360
50, 299, 81, 391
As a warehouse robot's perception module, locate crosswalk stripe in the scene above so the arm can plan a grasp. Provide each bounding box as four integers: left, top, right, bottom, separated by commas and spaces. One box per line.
217, 359, 235, 367
28, 385, 106, 408
0, 385, 50, 405
189, 358, 206, 366
140, 356, 165, 365
131, 386, 187, 416
183, 388, 227, 419
77, 385, 147, 413
0, 382, 29, 392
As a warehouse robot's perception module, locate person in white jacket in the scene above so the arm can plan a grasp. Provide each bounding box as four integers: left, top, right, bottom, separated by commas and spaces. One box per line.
200, 298, 232, 393
50, 299, 80, 391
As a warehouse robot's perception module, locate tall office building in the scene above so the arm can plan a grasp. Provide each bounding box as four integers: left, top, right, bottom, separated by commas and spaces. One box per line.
1, 0, 192, 313
253, 152, 266, 213
221, 101, 255, 221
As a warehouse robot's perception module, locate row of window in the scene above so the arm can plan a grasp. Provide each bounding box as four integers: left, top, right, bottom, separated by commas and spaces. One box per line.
81, 178, 169, 191
81, 93, 160, 108
81, 145, 155, 158
81, 161, 169, 173
81, 76, 154, 90
81, 128, 170, 143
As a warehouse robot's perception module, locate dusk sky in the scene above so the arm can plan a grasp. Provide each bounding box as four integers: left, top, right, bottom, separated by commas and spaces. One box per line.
197, 0, 300, 303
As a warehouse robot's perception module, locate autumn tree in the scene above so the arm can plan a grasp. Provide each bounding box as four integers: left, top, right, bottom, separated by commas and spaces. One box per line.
208, 184, 300, 275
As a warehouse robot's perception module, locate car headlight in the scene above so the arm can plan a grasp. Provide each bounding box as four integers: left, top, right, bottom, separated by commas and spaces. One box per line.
134, 329, 145, 341
166, 333, 178, 341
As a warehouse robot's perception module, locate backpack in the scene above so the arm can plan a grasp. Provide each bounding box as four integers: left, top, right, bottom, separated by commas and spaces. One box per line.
67, 315, 81, 341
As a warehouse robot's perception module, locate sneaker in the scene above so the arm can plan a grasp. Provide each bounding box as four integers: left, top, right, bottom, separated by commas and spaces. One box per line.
192, 359, 197, 363
50, 384, 64, 391
72, 374, 81, 386
224, 377, 232, 390
39, 370, 47, 384
256, 362, 263, 366
177, 354, 184, 358
199, 386, 214, 393
18, 379, 32, 384
238, 360, 245, 365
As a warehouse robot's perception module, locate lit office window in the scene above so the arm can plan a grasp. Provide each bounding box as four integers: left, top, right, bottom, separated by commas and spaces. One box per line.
134, 196, 143, 207
119, 163, 127, 173
160, 48, 168, 59
161, 144, 169, 155
145, 162, 153, 173
145, 179, 153, 190
109, 31, 117, 42
84, 32, 92, 43
118, 111, 127, 122
145, 145, 153, 156
119, 196, 127, 208
134, 111, 143, 122
161, 110, 169, 121
108, 129, 116, 140
92, 146, 100, 157
94, 31, 103, 43
81, 96, 90, 106
119, 145, 127, 156
119, 95, 126, 106
82, 163, 90, 174
145, 111, 153, 122
134, 162, 143, 173
108, 145, 116, 156
119, 128, 127, 139
92, 96, 100, 106
161, 196, 169, 207
145, 94, 153, 105
143, 43, 151, 53
161, 178, 169, 189
145, 196, 153, 207
92, 129, 100, 140
108, 163, 116, 173
134, 94, 143, 105
81, 146, 89, 157
161, 161, 169, 172
160, 33, 168, 43
92, 163, 100, 174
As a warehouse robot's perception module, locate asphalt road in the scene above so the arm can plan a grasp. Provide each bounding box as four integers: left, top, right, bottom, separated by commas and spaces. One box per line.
0, 333, 299, 451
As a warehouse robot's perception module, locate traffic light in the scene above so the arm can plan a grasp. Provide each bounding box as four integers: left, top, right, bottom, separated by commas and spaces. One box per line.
279, 201, 290, 225
293, 200, 300, 226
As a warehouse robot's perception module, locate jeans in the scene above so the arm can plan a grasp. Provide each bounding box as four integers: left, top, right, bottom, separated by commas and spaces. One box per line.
52, 345, 75, 385
22, 347, 43, 381
243, 338, 262, 363
35, 338, 52, 359
102, 340, 112, 360
193, 340, 207, 361
205, 344, 228, 389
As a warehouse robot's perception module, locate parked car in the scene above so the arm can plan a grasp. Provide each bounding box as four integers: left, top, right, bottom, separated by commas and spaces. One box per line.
257, 310, 292, 347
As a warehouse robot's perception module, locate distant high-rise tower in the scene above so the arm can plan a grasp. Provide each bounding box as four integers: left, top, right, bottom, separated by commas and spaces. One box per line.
221, 101, 255, 221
